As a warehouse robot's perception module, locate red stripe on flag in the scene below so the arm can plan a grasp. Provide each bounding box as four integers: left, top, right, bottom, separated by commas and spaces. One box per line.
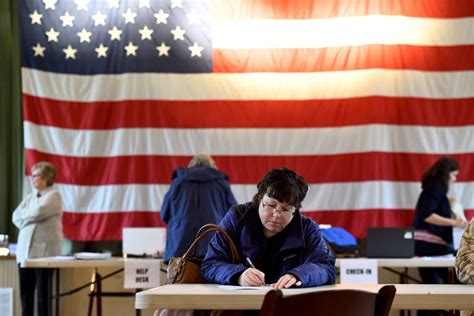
465, 210, 474, 222
62, 209, 474, 240
26, 149, 191, 184
214, 46, 474, 73
213, 0, 474, 19
26, 149, 474, 185
23, 94, 474, 129
62, 211, 165, 241
62, 209, 414, 240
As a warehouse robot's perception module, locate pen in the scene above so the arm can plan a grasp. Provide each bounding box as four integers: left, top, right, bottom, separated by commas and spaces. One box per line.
246, 257, 266, 286
246, 257, 256, 269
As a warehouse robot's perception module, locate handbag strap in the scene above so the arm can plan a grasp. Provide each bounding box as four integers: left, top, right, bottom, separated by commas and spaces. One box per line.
197, 224, 240, 262
182, 223, 241, 263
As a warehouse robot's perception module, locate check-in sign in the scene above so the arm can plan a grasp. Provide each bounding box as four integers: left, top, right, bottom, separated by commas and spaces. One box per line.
340, 259, 378, 284
124, 259, 162, 289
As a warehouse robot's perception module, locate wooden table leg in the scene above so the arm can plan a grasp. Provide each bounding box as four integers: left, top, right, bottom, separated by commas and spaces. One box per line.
88, 268, 97, 316
54, 268, 60, 316
96, 272, 102, 316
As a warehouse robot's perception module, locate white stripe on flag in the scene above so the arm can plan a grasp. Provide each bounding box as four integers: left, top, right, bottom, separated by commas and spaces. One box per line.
22, 68, 474, 101
23, 180, 474, 213
213, 16, 474, 48
24, 122, 474, 157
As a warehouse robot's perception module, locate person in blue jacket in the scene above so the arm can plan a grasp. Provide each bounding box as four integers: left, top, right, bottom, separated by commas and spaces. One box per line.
161, 154, 237, 263
202, 167, 336, 289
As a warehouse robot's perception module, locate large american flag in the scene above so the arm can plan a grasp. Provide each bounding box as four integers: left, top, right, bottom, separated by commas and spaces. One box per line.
20, 0, 474, 241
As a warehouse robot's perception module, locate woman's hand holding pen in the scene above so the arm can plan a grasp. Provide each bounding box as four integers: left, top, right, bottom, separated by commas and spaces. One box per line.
238, 268, 265, 286
238, 257, 265, 286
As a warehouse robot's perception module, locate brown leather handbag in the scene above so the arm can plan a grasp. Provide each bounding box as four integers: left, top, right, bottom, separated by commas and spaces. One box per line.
166, 223, 241, 284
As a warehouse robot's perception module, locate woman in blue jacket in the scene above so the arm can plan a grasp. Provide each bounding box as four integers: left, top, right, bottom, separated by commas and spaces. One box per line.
161, 154, 237, 262
202, 167, 336, 289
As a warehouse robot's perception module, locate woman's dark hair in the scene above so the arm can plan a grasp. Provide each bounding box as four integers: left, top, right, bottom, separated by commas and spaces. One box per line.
421, 157, 460, 192
251, 167, 308, 210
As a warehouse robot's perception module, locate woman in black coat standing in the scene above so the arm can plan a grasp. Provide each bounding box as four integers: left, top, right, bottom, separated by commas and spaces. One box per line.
412, 157, 467, 315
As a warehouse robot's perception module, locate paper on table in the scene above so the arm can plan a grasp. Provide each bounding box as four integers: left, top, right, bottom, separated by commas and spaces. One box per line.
423, 254, 454, 259
217, 285, 271, 290
453, 227, 465, 250
74, 252, 112, 260
48, 256, 76, 260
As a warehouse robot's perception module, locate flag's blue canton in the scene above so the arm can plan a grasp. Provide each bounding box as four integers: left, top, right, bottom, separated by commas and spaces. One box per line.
20, 0, 211, 74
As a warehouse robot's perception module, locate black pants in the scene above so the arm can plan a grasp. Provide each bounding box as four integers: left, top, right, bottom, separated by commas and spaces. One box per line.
414, 240, 453, 316
18, 265, 52, 316
415, 240, 453, 284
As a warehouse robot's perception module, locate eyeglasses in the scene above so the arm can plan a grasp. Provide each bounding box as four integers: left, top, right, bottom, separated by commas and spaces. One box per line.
261, 200, 296, 216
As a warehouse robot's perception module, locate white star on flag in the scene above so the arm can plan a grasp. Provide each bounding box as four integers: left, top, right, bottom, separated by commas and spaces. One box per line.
95, 44, 108, 58
77, 28, 92, 43
154, 10, 169, 25
107, 0, 119, 9
171, 0, 183, 9
124, 42, 138, 56
29, 10, 43, 25
156, 42, 171, 57
186, 11, 200, 25
59, 12, 75, 27
108, 26, 122, 41
32, 43, 46, 57
43, 0, 57, 10
92, 11, 107, 26
139, 0, 151, 8
188, 42, 204, 58
139, 26, 153, 40
74, 0, 90, 11
171, 26, 186, 41
63, 45, 78, 59
122, 9, 137, 24
45, 28, 60, 42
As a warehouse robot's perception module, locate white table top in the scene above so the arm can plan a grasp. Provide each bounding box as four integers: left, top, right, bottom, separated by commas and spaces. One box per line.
135, 283, 474, 310
23, 256, 453, 269
23, 257, 162, 268
335, 257, 455, 268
